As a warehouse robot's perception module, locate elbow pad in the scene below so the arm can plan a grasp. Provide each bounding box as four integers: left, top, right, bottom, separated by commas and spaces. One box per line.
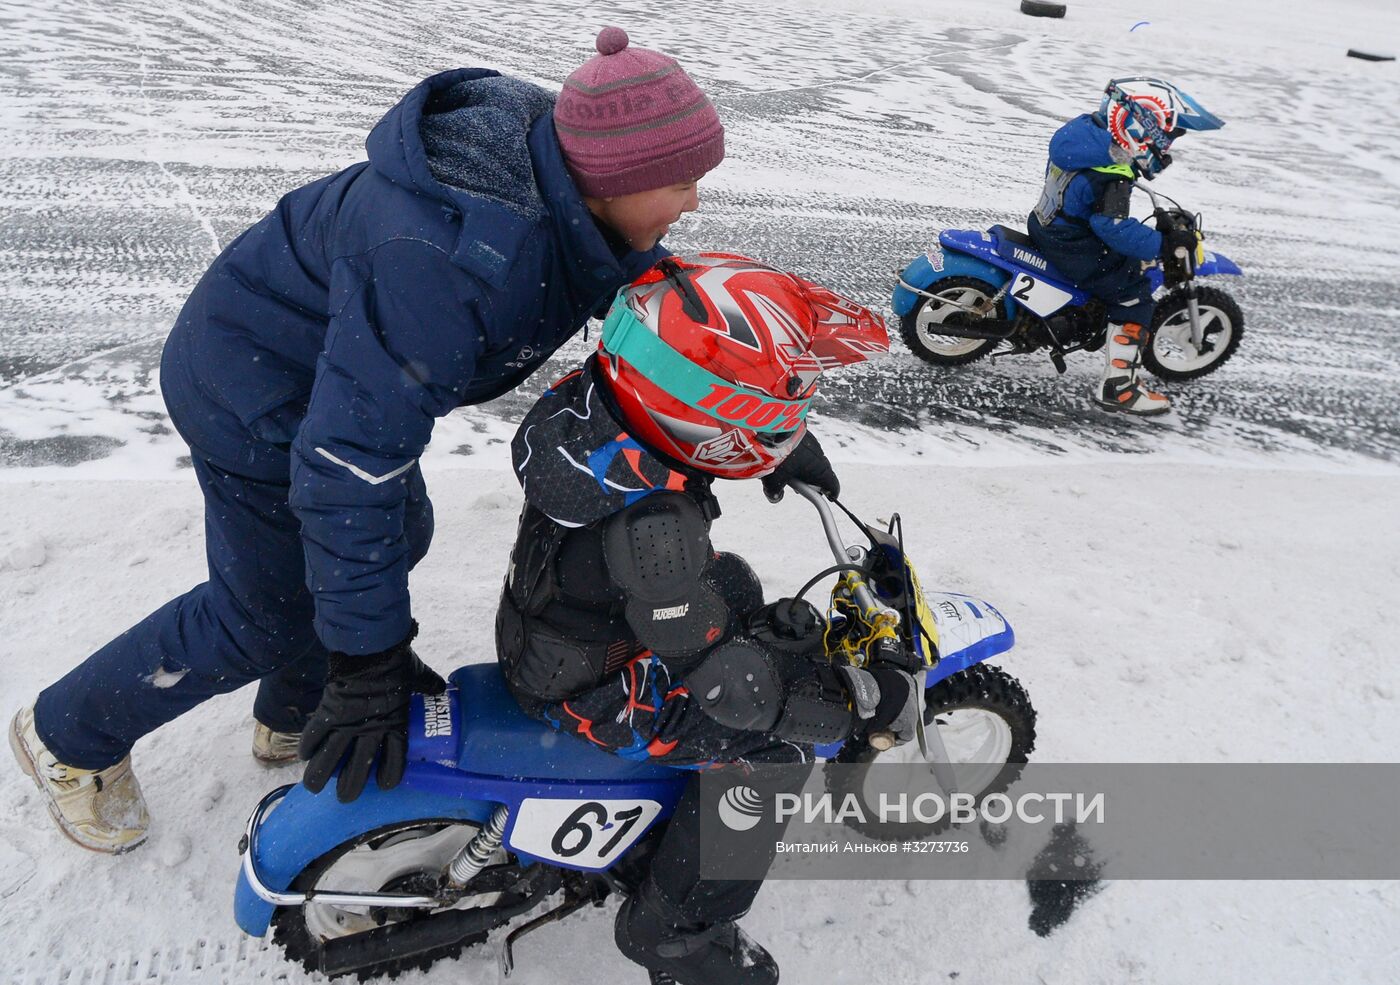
684, 634, 857, 746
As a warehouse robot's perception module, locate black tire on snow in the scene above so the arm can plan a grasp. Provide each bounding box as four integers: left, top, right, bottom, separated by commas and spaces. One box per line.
899, 275, 1006, 368
271, 820, 491, 981
1143, 285, 1245, 382
1347, 49, 1396, 62
825, 663, 1037, 841
1020, 1, 1068, 18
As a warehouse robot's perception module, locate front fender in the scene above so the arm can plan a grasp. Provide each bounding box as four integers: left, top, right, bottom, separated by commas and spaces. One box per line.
1148, 249, 1244, 292
1197, 249, 1243, 278
892, 248, 1011, 317
923, 592, 1016, 686
812, 592, 1016, 760
234, 770, 497, 937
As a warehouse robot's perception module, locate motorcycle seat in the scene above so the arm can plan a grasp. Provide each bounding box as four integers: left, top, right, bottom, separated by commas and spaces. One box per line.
991, 224, 1037, 251
444, 663, 682, 782
988, 225, 1070, 281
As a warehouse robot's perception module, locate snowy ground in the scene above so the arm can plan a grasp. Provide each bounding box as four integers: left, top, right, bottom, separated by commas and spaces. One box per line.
3, 458, 1400, 984
2, 0, 1400, 982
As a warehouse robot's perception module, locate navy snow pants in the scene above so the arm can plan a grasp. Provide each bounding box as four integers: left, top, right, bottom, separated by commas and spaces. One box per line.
1068, 252, 1156, 326
1029, 217, 1157, 326
34, 454, 432, 770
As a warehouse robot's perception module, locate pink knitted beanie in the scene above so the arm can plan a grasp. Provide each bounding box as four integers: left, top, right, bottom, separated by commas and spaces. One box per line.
554, 27, 725, 197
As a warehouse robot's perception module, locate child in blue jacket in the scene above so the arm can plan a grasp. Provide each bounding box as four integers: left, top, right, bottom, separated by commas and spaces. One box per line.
10, 27, 726, 855
1029, 78, 1223, 416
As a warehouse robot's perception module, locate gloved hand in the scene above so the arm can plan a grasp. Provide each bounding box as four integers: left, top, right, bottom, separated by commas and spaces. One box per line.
853, 631, 922, 746
837, 662, 920, 748
299, 623, 447, 802
1157, 215, 1199, 264
761, 432, 840, 503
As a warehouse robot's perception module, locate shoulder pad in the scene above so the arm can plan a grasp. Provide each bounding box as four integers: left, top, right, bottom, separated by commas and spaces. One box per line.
603, 493, 727, 657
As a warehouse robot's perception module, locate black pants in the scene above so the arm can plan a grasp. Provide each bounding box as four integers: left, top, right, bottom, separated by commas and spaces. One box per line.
649, 762, 814, 923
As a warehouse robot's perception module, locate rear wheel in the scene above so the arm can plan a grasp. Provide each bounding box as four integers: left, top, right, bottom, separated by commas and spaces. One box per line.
1144, 285, 1244, 381
899, 275, 1006, 367
826, 664, 1037, 841
271, 819, 510, 980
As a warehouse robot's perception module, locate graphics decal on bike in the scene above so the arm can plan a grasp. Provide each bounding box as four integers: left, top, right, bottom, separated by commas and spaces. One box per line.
924, 593, 1013, 666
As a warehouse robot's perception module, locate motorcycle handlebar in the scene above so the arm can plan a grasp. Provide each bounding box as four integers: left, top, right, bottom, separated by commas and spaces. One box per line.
788, 479, 901, 626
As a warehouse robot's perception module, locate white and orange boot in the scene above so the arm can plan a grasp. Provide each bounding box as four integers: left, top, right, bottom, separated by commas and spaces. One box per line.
1096, 322, 1171, 416
9, 705, 150, 854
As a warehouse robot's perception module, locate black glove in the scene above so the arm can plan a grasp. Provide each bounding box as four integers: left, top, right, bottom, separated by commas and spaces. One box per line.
837, 663, 920, 747
1156, 214, 1198, 263
299, 624, 447, 802
761, 432, 840, 503
840, 632, 922, 747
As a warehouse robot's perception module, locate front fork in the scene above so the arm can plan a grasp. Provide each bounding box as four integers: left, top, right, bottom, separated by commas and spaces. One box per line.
915, 677, 959, 796
1175, 247, 1206, 350
791, 482, 959, 794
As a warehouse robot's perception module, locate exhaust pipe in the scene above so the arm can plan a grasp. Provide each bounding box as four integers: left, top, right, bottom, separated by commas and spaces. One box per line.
929, 320, 1015, 341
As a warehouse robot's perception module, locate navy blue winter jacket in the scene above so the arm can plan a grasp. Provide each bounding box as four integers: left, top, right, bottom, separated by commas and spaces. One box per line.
159, 69, 666, 655
1028, 114, 1161, 264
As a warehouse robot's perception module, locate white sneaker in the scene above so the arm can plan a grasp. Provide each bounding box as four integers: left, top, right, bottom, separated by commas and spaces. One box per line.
9, 705, 150, 854
251, 722, 301, 765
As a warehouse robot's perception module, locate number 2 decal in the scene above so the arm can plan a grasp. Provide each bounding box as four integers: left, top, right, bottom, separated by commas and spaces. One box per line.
510, 798, 663, 868
1006, 272, 1073, 317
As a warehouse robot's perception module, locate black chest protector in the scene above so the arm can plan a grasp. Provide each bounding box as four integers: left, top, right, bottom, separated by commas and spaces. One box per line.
497, 482, 724, 703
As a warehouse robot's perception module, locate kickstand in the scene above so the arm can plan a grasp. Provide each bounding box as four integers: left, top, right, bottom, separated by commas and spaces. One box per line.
499, 890, 603, 977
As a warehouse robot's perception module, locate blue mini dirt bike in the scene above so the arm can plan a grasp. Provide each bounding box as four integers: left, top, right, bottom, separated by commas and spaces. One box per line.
235, 484, 1036, 979
893, 187, 1244, 379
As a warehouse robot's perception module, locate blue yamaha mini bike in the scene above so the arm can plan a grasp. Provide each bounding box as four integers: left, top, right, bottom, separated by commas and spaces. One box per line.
235, 484, 1036, 979
893, 187, 1244, 379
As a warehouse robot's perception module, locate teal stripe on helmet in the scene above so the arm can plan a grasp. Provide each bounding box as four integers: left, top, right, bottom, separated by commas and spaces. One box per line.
600, 300, 811, 433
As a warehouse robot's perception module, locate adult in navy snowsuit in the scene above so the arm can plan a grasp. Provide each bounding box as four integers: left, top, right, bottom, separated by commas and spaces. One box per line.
11, 26, 725, 855
1028, 77, 1223, 416
498, 253, 919, 985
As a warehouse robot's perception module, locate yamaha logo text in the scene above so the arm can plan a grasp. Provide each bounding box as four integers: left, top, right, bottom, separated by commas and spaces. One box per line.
1012, 247, 1049, 272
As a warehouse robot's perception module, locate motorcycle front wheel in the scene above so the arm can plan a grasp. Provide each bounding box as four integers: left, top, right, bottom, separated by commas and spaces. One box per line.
1144, 285, 1245, 381
899, 275, 1007, 367
825, 663, 1037, 841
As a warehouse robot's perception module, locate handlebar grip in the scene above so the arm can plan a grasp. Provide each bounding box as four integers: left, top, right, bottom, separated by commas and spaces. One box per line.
869, 730, 896, 752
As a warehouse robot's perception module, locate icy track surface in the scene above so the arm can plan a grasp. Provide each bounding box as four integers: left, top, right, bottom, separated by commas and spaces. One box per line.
1, 0, 1398, 475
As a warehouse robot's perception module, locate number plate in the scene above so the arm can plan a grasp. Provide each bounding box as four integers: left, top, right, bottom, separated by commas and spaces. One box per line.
509, 798, 663, 868
1007, 272, 1073, 317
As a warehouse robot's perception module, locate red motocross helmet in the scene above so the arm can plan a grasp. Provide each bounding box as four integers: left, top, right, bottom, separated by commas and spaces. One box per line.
597, 253, 889, 479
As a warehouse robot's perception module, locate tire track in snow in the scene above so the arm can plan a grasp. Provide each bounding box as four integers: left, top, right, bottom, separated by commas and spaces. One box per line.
4, 937, 297, 985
